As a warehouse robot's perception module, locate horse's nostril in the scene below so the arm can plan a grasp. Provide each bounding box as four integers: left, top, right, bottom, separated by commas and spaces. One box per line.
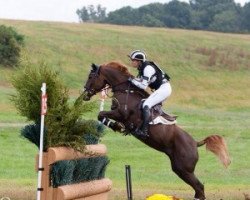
83, 95, 90, 101
82, 91, 91, 101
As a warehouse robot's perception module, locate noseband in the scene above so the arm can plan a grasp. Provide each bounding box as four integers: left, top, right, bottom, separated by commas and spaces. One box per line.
85, 67, 130, 95
84, 67, 101, 95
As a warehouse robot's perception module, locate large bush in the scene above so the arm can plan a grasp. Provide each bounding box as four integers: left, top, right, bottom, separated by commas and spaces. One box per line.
11, 61, 110, 186
10, 61, 99, 151
0, 25, 24, 67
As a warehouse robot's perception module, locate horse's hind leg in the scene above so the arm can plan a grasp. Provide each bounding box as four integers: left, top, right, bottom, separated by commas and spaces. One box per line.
175, 169, 205, 200
170, 157, 205, 200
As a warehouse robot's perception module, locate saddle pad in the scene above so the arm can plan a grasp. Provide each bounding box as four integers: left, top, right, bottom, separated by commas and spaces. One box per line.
149, 116, 176, 125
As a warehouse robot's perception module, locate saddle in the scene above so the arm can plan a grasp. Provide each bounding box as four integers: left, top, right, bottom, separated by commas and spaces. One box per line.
139, 101, 177, 125
151, 104, 177, 122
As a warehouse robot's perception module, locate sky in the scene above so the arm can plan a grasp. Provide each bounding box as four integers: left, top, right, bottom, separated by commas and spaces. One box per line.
0, 0, 249, 23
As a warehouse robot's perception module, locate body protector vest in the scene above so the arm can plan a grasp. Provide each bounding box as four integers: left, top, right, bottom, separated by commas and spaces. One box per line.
138, 61, 170, 90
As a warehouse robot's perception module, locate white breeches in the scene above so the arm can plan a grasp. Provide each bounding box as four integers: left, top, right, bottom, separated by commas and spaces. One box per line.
143, 82, 172, 109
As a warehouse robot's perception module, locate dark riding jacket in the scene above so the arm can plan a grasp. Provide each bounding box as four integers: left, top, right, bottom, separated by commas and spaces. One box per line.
137, 61, 170, 90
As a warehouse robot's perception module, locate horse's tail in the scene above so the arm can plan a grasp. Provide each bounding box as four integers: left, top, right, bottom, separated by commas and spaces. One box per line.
197, 135, 231, 168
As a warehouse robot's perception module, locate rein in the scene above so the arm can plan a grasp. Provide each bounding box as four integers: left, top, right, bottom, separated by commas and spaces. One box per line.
113, 81, 131, 119
103, 81, 131, 117
111, 80, 129, 93
124, 82, 131, 118
99, 81, 127, 98
106, 80, 147, 119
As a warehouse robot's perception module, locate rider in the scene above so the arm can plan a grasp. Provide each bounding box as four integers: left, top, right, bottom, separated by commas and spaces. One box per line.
128, 50, 172, 137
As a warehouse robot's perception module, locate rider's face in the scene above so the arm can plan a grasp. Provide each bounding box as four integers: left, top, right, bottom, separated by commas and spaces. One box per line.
131, 59, 140, 68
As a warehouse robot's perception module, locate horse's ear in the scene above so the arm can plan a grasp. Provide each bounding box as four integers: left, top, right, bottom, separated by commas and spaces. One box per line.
91, 63, 98, 71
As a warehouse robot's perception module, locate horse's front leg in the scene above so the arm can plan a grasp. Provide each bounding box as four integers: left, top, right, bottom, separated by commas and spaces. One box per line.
98, 110, 125, 133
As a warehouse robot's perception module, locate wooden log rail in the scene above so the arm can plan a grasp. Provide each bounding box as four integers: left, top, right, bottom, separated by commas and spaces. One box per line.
36, 144, 112, 200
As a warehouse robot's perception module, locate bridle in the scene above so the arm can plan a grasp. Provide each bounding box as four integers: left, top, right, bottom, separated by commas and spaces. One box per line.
84, 65, 147, 115
84, 65, 131, 96
84, 67, 101, 96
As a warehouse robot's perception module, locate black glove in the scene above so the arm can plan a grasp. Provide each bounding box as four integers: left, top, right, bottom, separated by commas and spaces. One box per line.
128, 77, 133, 82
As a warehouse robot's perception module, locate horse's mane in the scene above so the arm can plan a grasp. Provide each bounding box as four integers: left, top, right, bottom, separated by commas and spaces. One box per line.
101, 61, 149, 97
101, 61, 131, 76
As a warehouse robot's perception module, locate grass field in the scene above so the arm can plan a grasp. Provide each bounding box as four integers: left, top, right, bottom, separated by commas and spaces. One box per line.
0, 19, 249, 200
0, 107, 249, 200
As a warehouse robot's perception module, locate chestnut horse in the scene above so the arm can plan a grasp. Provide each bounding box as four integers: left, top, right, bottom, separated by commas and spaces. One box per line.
82, 62, 230, 200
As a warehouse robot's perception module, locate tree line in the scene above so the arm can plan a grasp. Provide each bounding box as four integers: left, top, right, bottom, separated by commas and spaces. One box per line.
76, 0, 250, 33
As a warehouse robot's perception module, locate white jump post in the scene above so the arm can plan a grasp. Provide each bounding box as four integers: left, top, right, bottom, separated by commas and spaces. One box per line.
100, 88, 107, 111
37, 83, 47, 200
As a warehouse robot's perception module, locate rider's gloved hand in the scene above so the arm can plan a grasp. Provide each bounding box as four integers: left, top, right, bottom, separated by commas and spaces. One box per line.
128, 77, 133, 82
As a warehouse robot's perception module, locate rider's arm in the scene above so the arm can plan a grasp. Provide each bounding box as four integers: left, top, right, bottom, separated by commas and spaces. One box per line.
131, 65, 155, 90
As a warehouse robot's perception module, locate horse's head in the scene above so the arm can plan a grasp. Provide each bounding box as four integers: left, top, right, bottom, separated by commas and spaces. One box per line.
82, 63, 106, 101
83, 61, 133, 101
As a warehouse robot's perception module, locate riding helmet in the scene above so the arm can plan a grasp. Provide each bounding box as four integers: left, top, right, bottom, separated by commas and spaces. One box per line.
128, 50, 147, 62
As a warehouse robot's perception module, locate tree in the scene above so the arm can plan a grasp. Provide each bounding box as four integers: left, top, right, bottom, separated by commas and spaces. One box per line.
0, 25, 24, 67
96, 4, 106, 22
11, 61, 99, 150
241, 2, 250, 31
105, 6, 137, 25
137, 3, 165, 26
76, 4, 106, 23
162, 0, 191, 28
76, 7, 89, 22
76, 0, 249, 33
189, 0, 240, 30
209, 10, 240, 32
88, 5, 97, 21
140, 14, 164, 27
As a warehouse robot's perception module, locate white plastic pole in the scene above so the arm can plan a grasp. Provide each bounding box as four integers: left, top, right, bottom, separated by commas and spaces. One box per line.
99, 89, 107, 111
37, 83, 47, 200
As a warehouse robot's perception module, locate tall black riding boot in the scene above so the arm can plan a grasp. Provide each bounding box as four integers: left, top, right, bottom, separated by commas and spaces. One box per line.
136, 106, 150, 137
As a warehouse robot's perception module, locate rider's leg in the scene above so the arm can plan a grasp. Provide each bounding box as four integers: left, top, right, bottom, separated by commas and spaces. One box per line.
136, 83, 172, 137
144, 82, 172, 108
138, 105, 150, 136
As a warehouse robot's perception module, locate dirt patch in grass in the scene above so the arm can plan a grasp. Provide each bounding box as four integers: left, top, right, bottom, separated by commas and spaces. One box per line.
110, 188, 250, 200
0, 182, 249, 200
193, 46, 250, 71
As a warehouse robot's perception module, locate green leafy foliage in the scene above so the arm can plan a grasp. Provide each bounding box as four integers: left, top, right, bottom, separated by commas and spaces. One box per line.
11, 61, 109, 186
76, 4, 106, 22
82, 0, 250, 33
11, 61, 68, 122
20, 120, 104, 149
20, 123, 47, 148
241, 2, 250, 31
51, 156, 109, 187
11, 61, 99, 151
48, 121, 107, 187
0, 25, 24, 67
82, 120, 105, 144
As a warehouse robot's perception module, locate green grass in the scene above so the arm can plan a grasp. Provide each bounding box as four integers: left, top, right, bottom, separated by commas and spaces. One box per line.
0, 19, 250, 110
0, 108, 249, 199
0, 19, 249, 199
0, 127, 37, 180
